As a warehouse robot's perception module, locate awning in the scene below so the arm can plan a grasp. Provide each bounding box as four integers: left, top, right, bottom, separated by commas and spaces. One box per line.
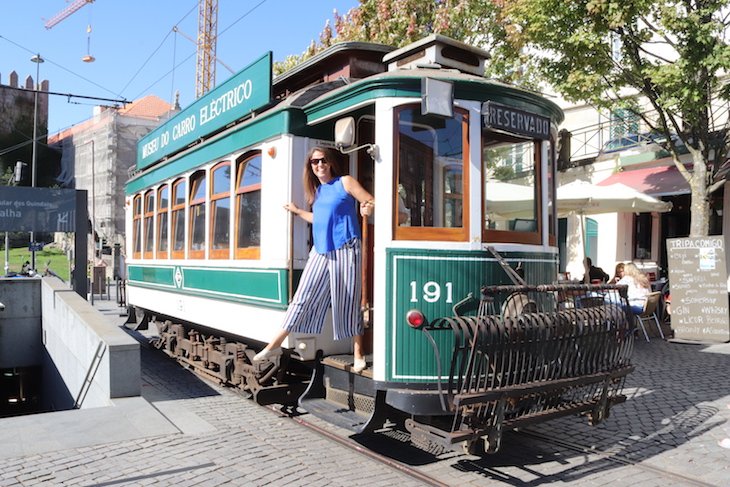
597, 165, 689, 196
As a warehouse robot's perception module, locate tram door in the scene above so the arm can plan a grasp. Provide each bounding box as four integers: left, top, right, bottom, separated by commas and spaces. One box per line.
357, 118, 375, 354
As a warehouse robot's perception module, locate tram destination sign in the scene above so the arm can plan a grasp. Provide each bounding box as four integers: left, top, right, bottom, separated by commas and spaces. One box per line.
0, 186, 78, 232
482, 101, 551, 140
137, 51, 273, 170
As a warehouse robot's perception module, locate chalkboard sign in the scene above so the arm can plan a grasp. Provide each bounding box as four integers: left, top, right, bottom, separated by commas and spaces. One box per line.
667, 237, 730, 342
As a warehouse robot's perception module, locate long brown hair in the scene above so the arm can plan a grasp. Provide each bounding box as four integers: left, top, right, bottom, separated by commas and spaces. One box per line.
302, 146, 347, 205
612, 262, 625, 281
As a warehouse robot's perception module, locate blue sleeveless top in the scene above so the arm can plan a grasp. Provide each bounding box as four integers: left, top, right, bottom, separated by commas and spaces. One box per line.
312, 177, 361, 253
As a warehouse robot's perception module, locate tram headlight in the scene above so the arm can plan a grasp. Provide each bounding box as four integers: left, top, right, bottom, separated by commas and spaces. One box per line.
406, 309, 427, 329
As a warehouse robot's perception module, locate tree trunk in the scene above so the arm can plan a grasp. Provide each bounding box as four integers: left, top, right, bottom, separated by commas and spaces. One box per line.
689, 151, 710, 237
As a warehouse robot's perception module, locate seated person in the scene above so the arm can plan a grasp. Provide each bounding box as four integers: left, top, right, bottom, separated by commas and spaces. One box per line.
582, 257, 609, 283
617, 262, 651, 314
609, 262, 625, 284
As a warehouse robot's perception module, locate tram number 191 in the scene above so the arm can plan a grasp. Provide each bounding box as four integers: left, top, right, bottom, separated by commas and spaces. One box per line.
410, 281, 453, 304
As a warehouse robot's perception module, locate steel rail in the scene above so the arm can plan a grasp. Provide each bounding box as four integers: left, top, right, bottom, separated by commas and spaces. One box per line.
519, 429, 717, 487
272, 406, 450, 487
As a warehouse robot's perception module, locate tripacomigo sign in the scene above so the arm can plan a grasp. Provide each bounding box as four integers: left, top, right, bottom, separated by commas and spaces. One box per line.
137, 51, 272, 171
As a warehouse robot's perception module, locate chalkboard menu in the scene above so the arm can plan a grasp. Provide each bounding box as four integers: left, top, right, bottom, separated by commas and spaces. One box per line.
667, 237, 730, 342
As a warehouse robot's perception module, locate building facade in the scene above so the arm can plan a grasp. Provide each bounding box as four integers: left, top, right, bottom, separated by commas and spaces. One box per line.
48, 96, 175, 254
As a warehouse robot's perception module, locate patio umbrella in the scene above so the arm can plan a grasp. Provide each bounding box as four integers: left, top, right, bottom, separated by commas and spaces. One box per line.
485, 180, 536, 219
556, 180, 673, 217
556, 180, 673, 281
486, 179, 672, 218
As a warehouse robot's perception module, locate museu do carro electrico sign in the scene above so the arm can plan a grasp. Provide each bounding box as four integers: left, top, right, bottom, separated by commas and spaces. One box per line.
136, 51, 273, 171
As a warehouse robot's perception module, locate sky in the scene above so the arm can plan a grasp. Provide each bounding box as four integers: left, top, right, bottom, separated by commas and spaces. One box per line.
0, 0, 360, 135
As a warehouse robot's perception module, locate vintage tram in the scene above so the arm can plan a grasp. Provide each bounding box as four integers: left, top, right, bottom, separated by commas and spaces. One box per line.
125, 35, 634, 453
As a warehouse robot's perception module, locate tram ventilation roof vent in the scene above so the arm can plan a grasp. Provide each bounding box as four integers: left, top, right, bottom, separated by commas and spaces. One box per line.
383, 34, 489, 76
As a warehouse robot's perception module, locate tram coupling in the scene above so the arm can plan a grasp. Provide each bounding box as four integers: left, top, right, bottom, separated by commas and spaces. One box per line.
405, 283, 635, 454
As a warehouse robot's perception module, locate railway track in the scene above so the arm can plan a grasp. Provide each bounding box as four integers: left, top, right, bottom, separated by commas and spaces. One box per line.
167, 337, 718, 487
518, 429, 719, 487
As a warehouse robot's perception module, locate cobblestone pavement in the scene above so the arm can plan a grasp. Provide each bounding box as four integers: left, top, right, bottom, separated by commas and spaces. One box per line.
1, 293, 728, 486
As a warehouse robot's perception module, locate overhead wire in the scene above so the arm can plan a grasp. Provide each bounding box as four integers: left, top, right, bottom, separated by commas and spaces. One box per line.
0, 1, 272, 133
130, 0, 271, 101
0, 34, 122, 99
118, 2, 198, 97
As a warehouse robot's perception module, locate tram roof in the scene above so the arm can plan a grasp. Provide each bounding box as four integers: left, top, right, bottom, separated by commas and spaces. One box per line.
300, 67, 564, 126
127, 38, 563, 194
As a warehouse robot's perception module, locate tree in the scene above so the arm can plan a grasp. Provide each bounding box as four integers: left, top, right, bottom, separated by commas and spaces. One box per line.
502, 0, 730, 237
274, 1, 541, 84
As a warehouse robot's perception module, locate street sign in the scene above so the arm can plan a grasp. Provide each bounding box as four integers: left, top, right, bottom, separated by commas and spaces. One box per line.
29, 242, 44, 252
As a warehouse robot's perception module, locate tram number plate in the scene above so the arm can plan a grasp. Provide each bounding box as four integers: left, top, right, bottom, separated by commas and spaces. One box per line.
410, 281, 453, 304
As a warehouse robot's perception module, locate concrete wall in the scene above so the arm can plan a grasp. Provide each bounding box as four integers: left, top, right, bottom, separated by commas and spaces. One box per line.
41, 278, 140, 409
0, 278, 42, 368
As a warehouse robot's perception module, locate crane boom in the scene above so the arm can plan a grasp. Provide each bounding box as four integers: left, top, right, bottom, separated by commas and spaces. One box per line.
196, 0, 218, 98
45, 0, 95, 29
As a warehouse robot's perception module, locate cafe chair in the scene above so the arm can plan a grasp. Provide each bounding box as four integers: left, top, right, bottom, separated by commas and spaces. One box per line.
635, 291, 664, 342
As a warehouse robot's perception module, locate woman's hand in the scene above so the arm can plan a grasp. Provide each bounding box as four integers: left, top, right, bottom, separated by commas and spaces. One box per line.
360, 200, 374, 217
284, 202, 300, 215
285, 202, 313, 223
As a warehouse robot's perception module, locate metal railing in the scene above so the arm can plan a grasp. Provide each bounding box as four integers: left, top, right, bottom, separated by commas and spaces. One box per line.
566, 101, 730, 163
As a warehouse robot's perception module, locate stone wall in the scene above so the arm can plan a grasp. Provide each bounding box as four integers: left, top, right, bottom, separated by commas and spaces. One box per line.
40, 277, 140, 409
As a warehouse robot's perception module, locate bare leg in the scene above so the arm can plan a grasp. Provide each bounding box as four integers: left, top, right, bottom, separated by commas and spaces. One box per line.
353, 334, 366, 372
353, 334, 364, 361
263, 329, 290, 351
253, 329, 289, 361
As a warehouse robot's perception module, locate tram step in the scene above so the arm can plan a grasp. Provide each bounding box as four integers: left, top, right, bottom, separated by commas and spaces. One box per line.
321, 354, 373, 379
298, 354, 382, 433
298, 397, 371, 432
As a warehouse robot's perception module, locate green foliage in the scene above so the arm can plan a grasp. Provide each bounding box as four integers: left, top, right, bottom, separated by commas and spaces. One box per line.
502, 0, 730, 236
272, 0, 541, 84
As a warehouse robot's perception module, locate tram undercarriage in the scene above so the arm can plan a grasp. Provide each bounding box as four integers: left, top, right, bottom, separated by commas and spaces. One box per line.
147, 317, 384, 428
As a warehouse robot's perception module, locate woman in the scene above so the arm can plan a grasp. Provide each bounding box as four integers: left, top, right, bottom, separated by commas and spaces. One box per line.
254, 146, 374, 372
617, 262, 650, 314
609, 262, 625, 284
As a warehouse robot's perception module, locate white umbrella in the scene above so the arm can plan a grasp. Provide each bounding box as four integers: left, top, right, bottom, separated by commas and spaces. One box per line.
486, 179, 672, 218
556, 180, 673, 216
485, 180, 535, 219
556, 180, 673, 281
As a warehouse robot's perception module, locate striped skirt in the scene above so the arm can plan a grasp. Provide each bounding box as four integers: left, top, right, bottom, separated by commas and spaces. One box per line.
282, 238, 362, 340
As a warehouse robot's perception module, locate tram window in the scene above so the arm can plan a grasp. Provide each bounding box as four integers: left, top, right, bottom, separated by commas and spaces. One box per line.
143, 190, 155, 259
171, 178, 186, 259
157, 185, 169, 259
394, 105, 469, 241
189, 171, 206, 259
210, 161, 231, 259
483, 137, 542, 245
132, 195, 142, 259
443, 165, 463, 227
235, 153, 262, 259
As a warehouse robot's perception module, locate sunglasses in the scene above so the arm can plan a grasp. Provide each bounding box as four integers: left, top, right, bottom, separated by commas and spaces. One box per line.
310, 157, 328, 166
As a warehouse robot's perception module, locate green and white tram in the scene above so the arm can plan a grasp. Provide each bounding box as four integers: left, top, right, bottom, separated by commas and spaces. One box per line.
125, 35, 633, 453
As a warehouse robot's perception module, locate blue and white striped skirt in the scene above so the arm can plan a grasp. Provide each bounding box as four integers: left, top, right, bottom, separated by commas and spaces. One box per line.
282, 238, 362, 340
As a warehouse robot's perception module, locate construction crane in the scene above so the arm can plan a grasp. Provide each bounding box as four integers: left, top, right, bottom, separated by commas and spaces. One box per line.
196, 0, 219, 98
45, 0, 219, 99
44, 0, 95, 30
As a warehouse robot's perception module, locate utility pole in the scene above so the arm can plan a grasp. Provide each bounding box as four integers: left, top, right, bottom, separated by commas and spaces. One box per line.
30, 53, 44, 272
